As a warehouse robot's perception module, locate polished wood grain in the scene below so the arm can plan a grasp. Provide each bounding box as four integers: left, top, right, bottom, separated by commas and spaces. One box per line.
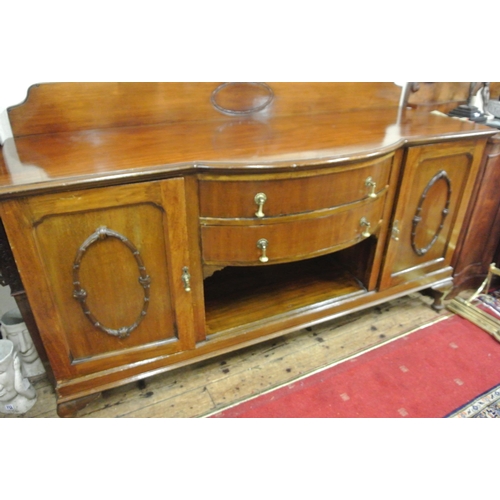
183, 175, 209, 344
7, 82, 404, 137
0, 96, 495, 200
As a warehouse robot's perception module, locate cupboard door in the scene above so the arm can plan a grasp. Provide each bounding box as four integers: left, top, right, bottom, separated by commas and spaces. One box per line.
0, 179, 200, 380
379, 140, 486, 290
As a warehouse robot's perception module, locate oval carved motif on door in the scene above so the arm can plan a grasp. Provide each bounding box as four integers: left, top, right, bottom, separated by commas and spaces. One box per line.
411, 170, 452, 257
72, 226, 151, 339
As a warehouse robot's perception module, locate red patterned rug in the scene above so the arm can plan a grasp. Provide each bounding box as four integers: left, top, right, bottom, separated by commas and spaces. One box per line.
209, 314, 500, 418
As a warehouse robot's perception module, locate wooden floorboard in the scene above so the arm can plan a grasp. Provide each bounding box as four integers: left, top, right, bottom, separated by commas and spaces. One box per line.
1, 291, 451, 418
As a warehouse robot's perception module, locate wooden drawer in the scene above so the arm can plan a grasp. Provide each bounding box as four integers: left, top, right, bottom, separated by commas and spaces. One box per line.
201, 195, 386, 265
198, 155, 393, 219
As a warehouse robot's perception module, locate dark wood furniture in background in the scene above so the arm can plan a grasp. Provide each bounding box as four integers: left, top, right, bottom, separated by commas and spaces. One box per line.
450, 132, 500, 296
0, 83, 496, 416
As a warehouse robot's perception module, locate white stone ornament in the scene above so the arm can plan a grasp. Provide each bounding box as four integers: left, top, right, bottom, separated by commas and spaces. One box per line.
0, 339, 37, 414
1, 308, 45, 378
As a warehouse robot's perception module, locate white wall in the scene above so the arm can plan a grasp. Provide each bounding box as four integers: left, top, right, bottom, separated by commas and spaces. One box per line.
0, 109, 13, 144
0, 83, 32, 115
0, 82, 36, 144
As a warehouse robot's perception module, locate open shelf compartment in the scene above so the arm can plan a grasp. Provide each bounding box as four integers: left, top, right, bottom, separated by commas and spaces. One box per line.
203, 252, 368, 336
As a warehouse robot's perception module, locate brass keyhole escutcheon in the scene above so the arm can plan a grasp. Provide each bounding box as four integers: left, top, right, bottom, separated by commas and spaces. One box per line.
257, 238, 269, 263
254, 193, 267, 218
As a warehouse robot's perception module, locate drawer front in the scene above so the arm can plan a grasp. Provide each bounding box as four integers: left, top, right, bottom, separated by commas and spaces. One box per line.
198, 155, 393, 219
201, 196, 386, 265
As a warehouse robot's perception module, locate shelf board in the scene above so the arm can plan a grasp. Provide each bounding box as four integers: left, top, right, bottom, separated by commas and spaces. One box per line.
203, 254, 366, 336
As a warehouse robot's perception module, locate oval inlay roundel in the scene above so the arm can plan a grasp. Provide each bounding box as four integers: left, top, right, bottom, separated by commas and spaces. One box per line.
211, 82, 274, 116
411, 170, 451, 257
72, 226, 151, 339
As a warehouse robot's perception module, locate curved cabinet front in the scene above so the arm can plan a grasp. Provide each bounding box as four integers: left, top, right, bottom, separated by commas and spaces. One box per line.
198, 155, 393, 219
201, 195, 387, 266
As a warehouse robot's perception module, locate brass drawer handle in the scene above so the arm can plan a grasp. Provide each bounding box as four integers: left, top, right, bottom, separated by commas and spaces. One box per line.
365, 177, 377, 198
257, 238, 269, 263
360, 217, 371, 238
254, 193, 267, 218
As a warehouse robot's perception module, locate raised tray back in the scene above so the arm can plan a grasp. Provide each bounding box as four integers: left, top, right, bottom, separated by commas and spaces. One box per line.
7, 82, 403, 137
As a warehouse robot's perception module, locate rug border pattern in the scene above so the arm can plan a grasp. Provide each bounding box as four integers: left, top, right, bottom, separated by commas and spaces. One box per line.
447, 384, 500, 418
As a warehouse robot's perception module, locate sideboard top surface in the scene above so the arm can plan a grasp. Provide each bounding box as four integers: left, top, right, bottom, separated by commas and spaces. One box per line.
0, 82, 496, 198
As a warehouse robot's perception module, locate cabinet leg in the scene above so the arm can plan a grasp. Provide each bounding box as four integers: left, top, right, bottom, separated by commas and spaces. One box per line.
57, 393, 101, 418
425, 282, 453, 312
431, 293, 445, 312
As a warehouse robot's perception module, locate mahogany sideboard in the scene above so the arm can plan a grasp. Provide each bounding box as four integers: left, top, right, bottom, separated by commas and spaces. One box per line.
0, 82, 496, 417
